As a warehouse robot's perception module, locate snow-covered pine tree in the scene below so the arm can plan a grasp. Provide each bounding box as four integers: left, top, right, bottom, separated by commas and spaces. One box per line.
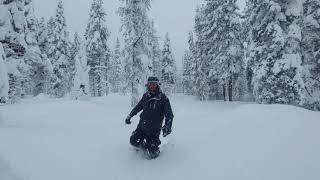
118, 0, 154, 106
247, 0, 305, 105
182, 50, 192, 94
302, 0, 320, 110
243, 0, 255, 99
110, 38, 123, 93
85, 0, 111, 97
0, 0, 28, 102
70, 33, 81, 59
37, 17, 48, 55
283, 0, 305, 104
0, 43, 9, 103
68, 32, 81, 89
46, 0, 72, 97
37, 17, 54, 95
0, 0, 52, 102
193, 5, 211, 100
161, 33, 177, 95
193, 0, 244, 101
182, 31, 195, 95
149, 21, 162, 79
23, 0, 53, 97
73, 40, 89, 98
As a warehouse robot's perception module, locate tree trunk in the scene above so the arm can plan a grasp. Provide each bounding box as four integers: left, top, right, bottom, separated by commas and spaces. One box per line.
223, 84, 226, 101
131, 47, 135, 107
131, 45, 139, 107
228, 76, 233, 102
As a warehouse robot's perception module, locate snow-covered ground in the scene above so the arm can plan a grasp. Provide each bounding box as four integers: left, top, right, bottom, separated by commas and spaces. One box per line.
0, 94, 319, 180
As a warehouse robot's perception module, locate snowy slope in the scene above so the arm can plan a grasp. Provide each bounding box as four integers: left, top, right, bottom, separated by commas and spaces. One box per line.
0, 94, 319, 180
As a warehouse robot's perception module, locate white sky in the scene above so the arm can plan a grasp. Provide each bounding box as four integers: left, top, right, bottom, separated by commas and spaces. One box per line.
33, 0, 246, 70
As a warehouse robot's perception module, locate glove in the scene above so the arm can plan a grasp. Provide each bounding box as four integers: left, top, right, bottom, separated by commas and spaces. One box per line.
162, 125, 171, 137
125, 115, 131, 125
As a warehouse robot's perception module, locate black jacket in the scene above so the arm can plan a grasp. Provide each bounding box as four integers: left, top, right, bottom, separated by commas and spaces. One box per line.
129, 91, 174, 135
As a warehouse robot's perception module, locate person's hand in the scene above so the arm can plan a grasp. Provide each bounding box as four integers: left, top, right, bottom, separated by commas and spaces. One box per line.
125, 115, 131, 125
162, 125, 171, 137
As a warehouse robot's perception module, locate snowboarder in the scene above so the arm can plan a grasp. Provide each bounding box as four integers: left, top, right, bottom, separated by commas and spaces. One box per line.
125, 76, 174, 159
74, 84, 88, 100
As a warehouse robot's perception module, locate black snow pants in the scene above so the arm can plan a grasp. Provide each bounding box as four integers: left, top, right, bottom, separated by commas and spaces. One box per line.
130, 129, 161, 153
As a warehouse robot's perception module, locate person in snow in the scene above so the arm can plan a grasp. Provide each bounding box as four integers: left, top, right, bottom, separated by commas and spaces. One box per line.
125, 76, 174, 158
74, 84, 88, 100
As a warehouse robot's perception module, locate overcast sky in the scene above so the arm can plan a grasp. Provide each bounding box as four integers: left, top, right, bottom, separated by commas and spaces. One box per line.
33, 0, 246, 70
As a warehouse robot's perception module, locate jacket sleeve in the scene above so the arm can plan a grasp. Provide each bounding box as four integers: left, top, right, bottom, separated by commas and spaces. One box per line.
129, 94, 145, 117
163, 96, 174, 129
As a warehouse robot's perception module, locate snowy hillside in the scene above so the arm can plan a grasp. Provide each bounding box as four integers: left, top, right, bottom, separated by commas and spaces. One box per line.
0, 94, 319, 180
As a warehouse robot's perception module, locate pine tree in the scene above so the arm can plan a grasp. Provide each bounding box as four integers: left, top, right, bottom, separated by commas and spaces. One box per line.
118, 0, 154, 106
23, 0, 53, 97
193, 6, 206, 99
193, 0, 244, 101
37, 17, 48, 55
0, 0, 28, 102
85, 0, 111, 97
182, 31, 194, 95
68, 32, 81, 89
0, 0, 53, 102
46, 0, 72, 97
243, 0, 255, 99
302, 0, 320, 110
73, 40, 89, 98
110, 38, 123, 93
247, 0, 305, 105
0, 43, 9, 103
182, 50, 192, 94
161, 33, 177, 95
149, 21, 161, 79
70, 33, 81, 59
37, 17, 54, 96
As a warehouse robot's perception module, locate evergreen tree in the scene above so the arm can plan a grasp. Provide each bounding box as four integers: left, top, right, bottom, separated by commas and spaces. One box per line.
0, 0, 28, 102
302, 0, 320, 110
193, 6, 206, 98
149, 21, 162, 79
0, 43, 9, 103
46, 0, 72, 97
110, 38, 123, 93
193, 0, 244, 101
243, 0, 255, 99
85, 0, 111, 97
69, 32, 81, 89
182, 31, 194, 95
73, 40, 89, 97
70, 33, 81, 59
37, 17, 48, 55
0, 0, 52, 102
118, 0, 154, 106
24, 0, 52, 97
161, 33, 177, 95
182, 50, 192, 94
247, 0, 305, 105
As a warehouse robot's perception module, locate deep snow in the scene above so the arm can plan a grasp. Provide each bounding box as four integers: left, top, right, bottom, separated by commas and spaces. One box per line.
0, 94, 319, 180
